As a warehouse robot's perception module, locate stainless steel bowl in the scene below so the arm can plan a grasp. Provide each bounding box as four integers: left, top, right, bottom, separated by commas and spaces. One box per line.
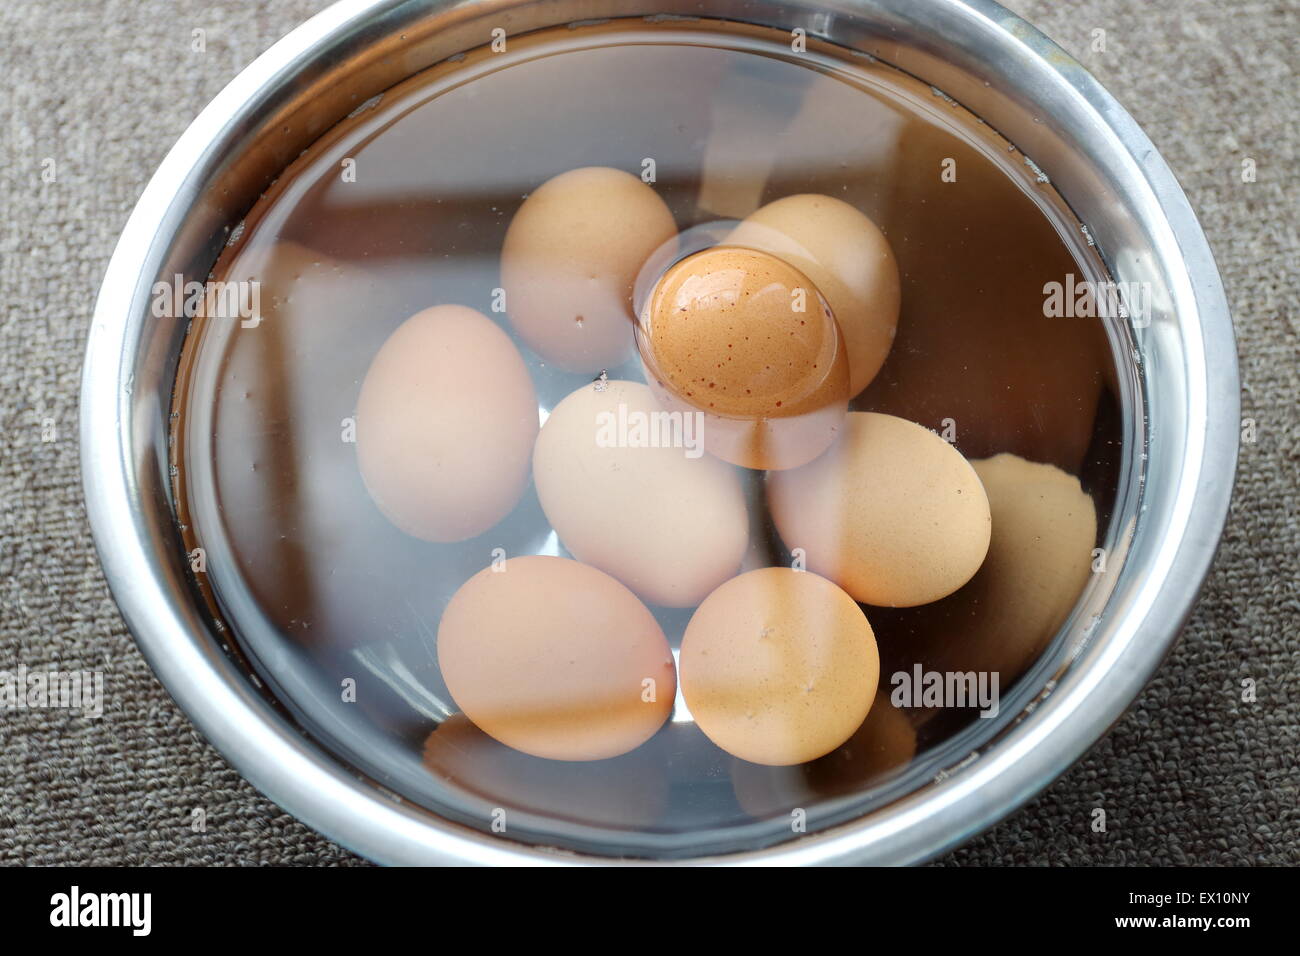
81, 0, 1238, 865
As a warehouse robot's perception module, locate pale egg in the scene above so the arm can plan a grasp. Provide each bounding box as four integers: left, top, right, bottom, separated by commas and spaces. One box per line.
437, 555, 676, 761
356, 305, 537, 542
533, 379, 748, 607
680, 567, 880, 766
768, 412, 992, 607
501, 166, 677, 372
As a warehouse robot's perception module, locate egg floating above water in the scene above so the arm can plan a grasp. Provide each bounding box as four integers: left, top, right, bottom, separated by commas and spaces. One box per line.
640, 245, 849, 470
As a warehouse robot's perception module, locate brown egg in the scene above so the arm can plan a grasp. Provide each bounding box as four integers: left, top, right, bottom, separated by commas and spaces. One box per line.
680, 567, 880, 766
533, 379, 748, 607
768, 412, 992, 607
730, 692, 917, 818
501, 166, 677, 372
642, 246, 849, 470
437, 556, 676, 761
356, 305, 538, 542
877, 453, 1098, 690
727, 194, 900, 396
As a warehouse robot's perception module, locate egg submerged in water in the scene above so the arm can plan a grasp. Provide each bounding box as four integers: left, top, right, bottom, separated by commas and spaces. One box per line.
533, 379, 749, 608
768, 411, 992, 607
355, 305, 538, 542
680, 567, 880, 766
501, 166, 677, 372
437, 555, 677, 761
877, 452, 1098, 694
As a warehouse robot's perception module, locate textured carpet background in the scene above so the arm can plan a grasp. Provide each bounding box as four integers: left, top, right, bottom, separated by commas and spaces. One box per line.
0, 0, 1295, 866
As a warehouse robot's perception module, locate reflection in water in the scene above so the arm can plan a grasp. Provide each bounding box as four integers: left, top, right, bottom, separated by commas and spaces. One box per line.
423, 715, 671, 830
875, 453, 1100, 733
731, 694, 917, 819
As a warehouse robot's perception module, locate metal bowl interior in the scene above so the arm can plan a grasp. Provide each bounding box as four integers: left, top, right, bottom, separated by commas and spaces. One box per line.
81, 0, 1238, 865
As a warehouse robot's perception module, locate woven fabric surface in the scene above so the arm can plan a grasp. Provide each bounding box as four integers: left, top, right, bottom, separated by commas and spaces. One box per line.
0, 0, 1295, 866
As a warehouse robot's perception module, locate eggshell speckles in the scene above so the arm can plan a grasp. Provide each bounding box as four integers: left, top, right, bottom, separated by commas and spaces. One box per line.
680, 567, 880, 766
645, 246, 845, 420
437, 556, 676, 761
641, 246, 849, 470
728, 194, 900, 396
502, 166, 677, 372
768, 412, 991, 607
356, 305, 537, 542
533, 380, 748, 607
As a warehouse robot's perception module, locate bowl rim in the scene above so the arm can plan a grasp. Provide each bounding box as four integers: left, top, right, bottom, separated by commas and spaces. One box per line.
80, 0, 1239, 865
